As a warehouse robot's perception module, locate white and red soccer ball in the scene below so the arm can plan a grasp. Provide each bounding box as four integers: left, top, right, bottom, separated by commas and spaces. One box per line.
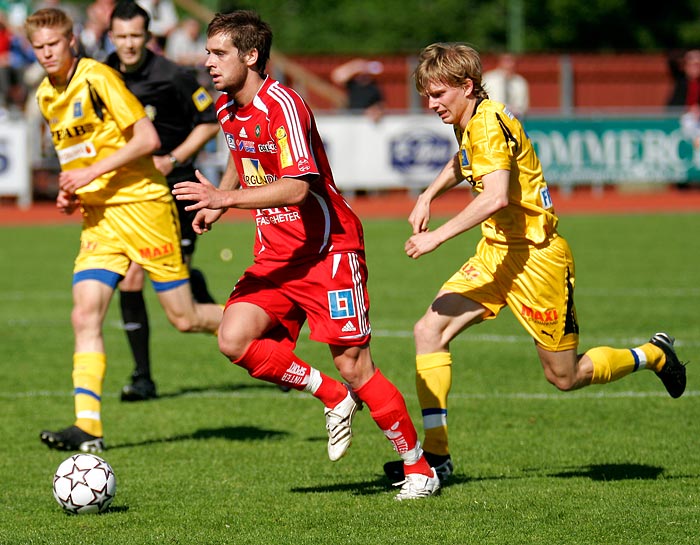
52, 453, 116, 514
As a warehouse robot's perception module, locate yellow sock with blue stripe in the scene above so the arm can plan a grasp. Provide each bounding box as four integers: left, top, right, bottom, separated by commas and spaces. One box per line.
589, 343, 664, 384
416, 352, 452, 456
72, 352, 106, 437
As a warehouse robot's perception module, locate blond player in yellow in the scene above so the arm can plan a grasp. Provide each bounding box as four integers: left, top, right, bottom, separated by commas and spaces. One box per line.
26, 8, 222, 453
383, 42, 687, 483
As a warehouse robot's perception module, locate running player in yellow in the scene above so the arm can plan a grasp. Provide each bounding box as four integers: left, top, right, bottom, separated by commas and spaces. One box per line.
26, 8, 222, 453
384, 42, 687, 483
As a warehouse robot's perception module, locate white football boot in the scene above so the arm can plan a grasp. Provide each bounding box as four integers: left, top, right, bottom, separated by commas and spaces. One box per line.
393, 468, 441, 501
324, 388, 360, 461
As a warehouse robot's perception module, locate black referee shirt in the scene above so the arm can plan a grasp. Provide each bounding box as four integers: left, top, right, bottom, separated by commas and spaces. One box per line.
105, 49, 217, 170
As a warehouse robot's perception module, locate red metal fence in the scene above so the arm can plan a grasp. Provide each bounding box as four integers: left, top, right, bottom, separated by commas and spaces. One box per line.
282, 53, 674, 113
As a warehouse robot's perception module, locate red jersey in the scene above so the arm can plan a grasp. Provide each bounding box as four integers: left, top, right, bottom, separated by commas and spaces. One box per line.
216, 77, 364, 263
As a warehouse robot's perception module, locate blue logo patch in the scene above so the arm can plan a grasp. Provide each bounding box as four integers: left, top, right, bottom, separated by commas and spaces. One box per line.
460, 148, 469, 168
540, 186, 553, 209
328, 289, 356, 319
73, 101, 83, 118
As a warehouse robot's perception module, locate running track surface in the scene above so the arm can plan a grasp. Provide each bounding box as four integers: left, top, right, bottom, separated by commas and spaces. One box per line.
1, 186, 700, 225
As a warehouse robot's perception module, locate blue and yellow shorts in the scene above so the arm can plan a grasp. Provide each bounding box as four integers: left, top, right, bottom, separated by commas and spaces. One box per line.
73, 196, 188, 292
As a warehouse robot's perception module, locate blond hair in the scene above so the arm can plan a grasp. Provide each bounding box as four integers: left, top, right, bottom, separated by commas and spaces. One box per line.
25, 8, 74, 40
414, 42, 488, 100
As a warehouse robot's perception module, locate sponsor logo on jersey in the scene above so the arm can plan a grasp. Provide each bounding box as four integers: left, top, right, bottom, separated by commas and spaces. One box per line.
255, 207, 300, 226
224, 132, 236, 150
51, 124, 96, 143
56, 141, 97, 165
242, 158, 276, 186
239, 127, 248, 138
258, 141, 277, 153
73, 101, 83, 118
520, 304, 559, 325
297, 158, 311, 172
460, 148, 470, 168
192, 87, 213, 112
275, 126, 293, 168
328, 289, 356, 320
138, 242, 175, 260
540, 186, 553, 209
237, 139, 256, 153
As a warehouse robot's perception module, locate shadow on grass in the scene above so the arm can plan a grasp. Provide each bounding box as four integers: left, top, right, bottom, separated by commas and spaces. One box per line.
291, 476, 394, 497
293, 462, 669, 496
109, 425, 288, 450
547, 463, 665, 481
102, 505, 130, 515
156, 381, 293, 400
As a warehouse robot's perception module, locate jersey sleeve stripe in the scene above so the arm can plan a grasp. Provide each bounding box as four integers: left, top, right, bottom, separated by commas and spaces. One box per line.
267, 82, 309, 161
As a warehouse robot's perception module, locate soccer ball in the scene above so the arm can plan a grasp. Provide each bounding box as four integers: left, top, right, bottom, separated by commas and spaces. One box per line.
52, 453, 117, 514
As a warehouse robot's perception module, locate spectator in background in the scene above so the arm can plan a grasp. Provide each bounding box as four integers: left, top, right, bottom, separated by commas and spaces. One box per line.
7, 24, 36, 110
331, 58, 384, 122
79, 0, 115, 61
138, 0, 177, 50
482, 52, 529, 118
0, 12, 11, 113
165, 17, 206, 68
667, 50, 700, 172
666, 49, 700, 109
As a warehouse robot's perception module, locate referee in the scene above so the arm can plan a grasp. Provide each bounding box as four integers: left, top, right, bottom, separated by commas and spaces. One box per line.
105, 0, 220, 401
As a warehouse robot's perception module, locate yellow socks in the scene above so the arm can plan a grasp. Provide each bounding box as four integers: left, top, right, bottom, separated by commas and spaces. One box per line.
72, 352, 106, 437
416, 352, 452, 456
589, 343, 665, 384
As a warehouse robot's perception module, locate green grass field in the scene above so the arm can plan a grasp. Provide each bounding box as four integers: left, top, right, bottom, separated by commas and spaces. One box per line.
0, 212, 698, 545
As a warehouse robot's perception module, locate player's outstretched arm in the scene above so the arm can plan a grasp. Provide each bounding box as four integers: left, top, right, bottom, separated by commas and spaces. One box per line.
173, 170, 230, 211
406, 169, 509, 259
409, 154, 464, 234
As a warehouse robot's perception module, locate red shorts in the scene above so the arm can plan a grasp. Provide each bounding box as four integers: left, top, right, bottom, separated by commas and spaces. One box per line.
226, 251, 371, 347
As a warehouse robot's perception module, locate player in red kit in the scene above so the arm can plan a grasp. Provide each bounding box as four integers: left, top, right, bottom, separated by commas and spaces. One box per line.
172, 10, 439, 500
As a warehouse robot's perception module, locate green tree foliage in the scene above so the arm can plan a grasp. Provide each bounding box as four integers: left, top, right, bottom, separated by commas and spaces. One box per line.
220, 0, 700, 54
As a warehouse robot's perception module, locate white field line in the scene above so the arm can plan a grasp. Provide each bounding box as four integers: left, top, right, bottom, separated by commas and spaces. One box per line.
3, 389, 698, 401
3, 286, 700, 302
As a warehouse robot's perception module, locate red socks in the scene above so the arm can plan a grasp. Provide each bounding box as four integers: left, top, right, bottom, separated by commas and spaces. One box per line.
354, 370, 432, 477
235, 338, 347, 407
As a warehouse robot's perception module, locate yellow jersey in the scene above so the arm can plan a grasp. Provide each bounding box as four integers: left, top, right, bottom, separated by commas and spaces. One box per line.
36, 57, 169, 205
456, 99, 558, 245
